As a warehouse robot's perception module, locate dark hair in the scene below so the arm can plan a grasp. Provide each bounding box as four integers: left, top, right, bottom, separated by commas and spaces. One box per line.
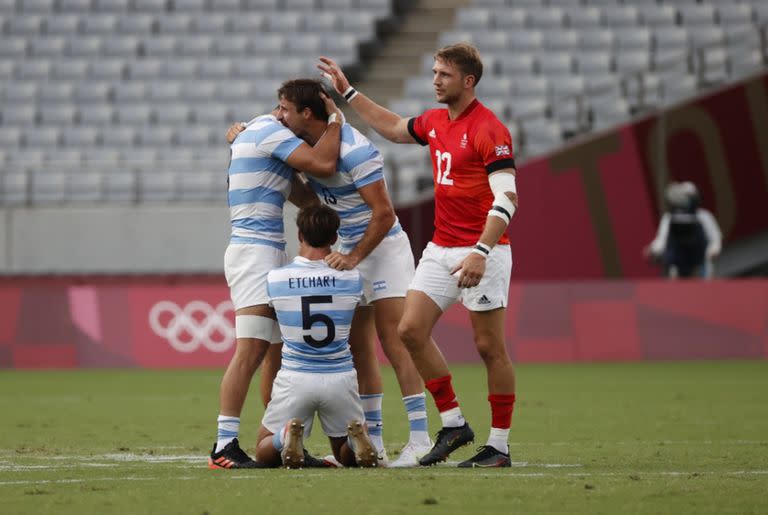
434, 42, 483, 86
277, 78, 329, 121
296, 205, 339, 248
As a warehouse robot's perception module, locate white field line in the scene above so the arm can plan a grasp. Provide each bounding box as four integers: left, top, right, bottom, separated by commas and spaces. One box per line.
1, 470, 768, 487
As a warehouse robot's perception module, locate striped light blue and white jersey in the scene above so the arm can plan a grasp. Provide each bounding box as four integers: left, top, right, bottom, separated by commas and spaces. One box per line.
228, 114, 303, 250
267, 256, 362, 374
306, 124, 401, 250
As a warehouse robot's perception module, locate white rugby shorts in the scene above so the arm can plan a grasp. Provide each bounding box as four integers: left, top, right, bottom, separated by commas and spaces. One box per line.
409, 242, 512, 312
261, 369, 364, 438
224, 243, 287, 310
343, 230, 415, 305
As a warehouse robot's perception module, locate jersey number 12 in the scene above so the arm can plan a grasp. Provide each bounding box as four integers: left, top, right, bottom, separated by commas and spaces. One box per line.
435, 150, 453, 185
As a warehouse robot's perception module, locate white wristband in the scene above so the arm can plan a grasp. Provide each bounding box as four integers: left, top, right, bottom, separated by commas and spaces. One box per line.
328, 112, 340, 125
471, 248, 489, 258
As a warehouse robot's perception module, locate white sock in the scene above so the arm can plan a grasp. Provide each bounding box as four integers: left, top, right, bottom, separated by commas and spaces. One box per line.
215, 415, 240, 453
487, 427, 510, 454
403, 393, 431, 446
439, 407, 465, 428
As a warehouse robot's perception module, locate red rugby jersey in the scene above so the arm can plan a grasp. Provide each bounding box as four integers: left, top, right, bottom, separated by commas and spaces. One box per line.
407, 99, 515, 247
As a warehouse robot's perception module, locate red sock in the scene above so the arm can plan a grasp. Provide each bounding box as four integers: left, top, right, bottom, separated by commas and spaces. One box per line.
425, 375, 459, 413
488, 393, 516, 429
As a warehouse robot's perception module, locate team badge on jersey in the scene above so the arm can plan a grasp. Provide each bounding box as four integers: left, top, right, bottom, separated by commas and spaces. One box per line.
429, 128, 436, 138
495, 144, 511, 157
460, 133, 468, 149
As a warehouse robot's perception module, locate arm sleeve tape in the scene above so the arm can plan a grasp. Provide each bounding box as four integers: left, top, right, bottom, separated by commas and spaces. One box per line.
488, 172, 517, 224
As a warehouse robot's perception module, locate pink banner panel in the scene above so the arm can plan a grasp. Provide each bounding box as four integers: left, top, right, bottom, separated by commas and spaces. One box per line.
0, 278, 765, 368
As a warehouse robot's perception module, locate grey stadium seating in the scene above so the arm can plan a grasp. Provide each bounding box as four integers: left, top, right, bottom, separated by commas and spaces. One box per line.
0, 0, 396, 205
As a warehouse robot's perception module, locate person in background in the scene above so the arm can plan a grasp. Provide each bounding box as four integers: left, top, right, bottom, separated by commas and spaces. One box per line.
645, 181, 722, 279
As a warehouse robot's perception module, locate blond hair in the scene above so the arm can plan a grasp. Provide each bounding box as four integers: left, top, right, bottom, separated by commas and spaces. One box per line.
434, 42, 483, 86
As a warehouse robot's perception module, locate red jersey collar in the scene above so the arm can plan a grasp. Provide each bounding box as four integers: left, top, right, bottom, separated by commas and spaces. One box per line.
448, 98, 480, 122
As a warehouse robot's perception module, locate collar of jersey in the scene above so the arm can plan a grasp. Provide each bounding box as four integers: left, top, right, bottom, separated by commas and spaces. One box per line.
293, 256, 326, 266
447, 98, 480, 123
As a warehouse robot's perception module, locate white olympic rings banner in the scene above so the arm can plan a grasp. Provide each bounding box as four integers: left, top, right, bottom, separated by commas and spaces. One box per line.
148, 300, 235, 353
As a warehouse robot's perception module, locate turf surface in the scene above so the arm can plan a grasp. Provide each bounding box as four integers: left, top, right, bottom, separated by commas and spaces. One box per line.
1, 361, 766, 514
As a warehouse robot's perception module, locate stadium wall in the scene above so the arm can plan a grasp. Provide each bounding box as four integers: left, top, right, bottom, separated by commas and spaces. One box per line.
399, 72, 768, 279
0, 279, 765, 368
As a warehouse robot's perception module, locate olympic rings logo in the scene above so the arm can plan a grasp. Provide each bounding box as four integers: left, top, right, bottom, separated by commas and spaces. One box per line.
148, 300, 235, 353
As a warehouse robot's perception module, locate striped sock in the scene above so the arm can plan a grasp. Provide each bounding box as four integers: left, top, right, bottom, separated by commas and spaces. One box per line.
271, 426, 287, 452
215, 415, 240, 453
403, 393, 430, 446
360, 393, 384, 453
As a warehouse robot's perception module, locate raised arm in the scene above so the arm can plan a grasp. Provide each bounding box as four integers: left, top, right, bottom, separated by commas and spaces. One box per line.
318, 56, 415, 144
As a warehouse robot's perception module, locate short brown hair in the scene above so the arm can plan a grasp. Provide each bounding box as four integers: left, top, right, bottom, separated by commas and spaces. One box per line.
296, 205, 339, 248
277, 78, 329, 121
434, 42, 483, 86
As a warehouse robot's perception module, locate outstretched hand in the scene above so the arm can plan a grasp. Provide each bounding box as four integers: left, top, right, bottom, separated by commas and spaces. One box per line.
226, 122, 246, 144
318, 56, 351, 96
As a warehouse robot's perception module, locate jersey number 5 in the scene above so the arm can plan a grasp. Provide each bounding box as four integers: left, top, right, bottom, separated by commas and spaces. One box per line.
435, 150, 453, 185
301, 295, 336, 348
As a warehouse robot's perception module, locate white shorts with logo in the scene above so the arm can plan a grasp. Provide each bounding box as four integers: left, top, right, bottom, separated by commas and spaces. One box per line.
261, 369, 364, 438
224, 243, 288, 310
342, 230, 415, 305
409, 242, 512, 312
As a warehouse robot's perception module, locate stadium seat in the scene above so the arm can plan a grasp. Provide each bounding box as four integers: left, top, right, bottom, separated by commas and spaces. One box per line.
139, 170, 177, 202
157, 14, 193, 34
118, 14, 155, 34
580, 29, 615, 51
67, 36, 103, 56
25, 127, 61, 147
194, 14, 230, 34
5, 82, 39, 103
115, 104, 153, 125
7, 15, 44, 35
62, 127, 100, 147
137, 126, 175, 147
45, 15, 82, 35
164, 59, 198, 79
603, 6, 640, 29
102, 126, 136, 146
640, 5, 679, 28
103, 169, 137, 203
20, 0, 55, 14
134, 0, 170, 13
31, 171, 69, 204
16, 61, 51, 80
494, 8, 527, 30
679, 4, 717, 28
1, 105, 38, 126
566, 7, 601, 29
154, 104, 190, 124
90, 60, 125, 80
82, 14, 119, 34
69, 171, 104, 203
79, 105, 115, 125
40, 105, 77, 125
174, 0, 207, 11
1, 172, 30, 206
114, 83, 147, 103
51, 59, 89, 80
0, 37, 27, 57
59, 0, 94, 12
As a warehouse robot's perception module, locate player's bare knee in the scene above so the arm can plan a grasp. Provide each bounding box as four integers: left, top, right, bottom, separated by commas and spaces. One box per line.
475, 338, 508, 365
397, 320, 423, 350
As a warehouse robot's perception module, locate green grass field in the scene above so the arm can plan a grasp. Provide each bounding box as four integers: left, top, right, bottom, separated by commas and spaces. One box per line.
1, 361, 767, 514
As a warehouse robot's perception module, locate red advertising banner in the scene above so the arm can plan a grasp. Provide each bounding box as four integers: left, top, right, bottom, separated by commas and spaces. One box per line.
1, 278, 765, 368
